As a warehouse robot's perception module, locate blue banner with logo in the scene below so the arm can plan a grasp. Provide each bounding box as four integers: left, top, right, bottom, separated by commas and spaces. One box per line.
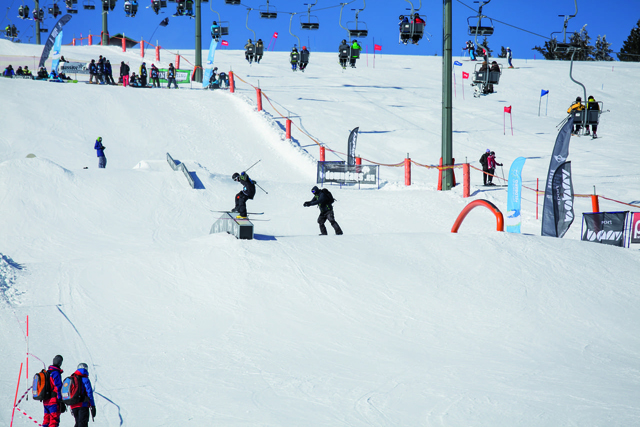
207, 39, 218, 65
506, 157, 526, 233
53, 30, 63, 56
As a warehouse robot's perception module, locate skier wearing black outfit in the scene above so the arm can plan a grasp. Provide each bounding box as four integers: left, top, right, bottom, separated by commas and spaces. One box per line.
479, 149, 490, 185
303, 186, 343, 235
231, 172, 256, 218
338, 40, 350, 69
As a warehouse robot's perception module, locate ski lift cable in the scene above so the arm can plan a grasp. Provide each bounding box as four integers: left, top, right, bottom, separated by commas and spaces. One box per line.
238, 0, 358, 16
455, 0, 552, 40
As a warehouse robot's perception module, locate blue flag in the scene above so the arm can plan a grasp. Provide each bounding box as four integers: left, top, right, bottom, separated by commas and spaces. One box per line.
202, 68, 213, 89
454, 61, 462, 66
506, 157, 527, 233
53, 31, 63, 56
541, 89, 549, 97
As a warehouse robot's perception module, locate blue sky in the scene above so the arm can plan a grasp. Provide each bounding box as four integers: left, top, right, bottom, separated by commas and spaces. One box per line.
4, 0, 639, 59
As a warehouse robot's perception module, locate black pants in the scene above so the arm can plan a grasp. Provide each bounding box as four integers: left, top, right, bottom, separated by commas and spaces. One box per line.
349, 58, 357, 67
318, 210, 342, 235
151, 77, 160, 87
141, 75, 147, 87
235, 192, 250, 217
482, 167, 490, 185
72, 407, 90, 427
487, 168, 495, 183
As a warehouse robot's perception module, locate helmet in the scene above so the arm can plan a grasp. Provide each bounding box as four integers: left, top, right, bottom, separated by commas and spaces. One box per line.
97, 137, 102, 142
311, 186, 319, 193
248, 39, 252, 42
342, 39, 346, 43
399, 15, 404, 19
77, 363, 88, 370
490, 151, 495, 155
507, 47, 510, 50
576, 96, 582, 102
302, 46, 306, 50
212, 20, 217, 24
53, 355, 63, 367
232, 172, 240, 181
414, 12, 419, 16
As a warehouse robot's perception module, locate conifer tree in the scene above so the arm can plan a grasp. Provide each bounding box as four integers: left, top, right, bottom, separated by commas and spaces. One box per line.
498, 46, 507, 58
594, 35, 614, 61
618, 19, 640, 62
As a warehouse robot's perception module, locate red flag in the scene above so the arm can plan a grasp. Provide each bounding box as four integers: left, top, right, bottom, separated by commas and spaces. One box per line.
504, 106, 512, 113
273, 32, 278, 38
221, 40, 229, 46
462, 71, 469, 79
374, 44, 382, 51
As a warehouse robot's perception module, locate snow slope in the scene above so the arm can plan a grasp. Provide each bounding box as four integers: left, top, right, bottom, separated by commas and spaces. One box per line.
2, 39, 640, 426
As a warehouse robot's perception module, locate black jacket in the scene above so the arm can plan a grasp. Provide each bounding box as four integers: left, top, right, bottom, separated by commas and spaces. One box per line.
238, 173, 256, 199
307, 191, 333, 213
479, 152, 489, 169
120, 63, 130, 77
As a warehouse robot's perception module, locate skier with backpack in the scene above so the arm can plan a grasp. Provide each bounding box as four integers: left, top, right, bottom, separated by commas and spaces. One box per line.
303, 186, 343, 235
231, 172, 256, 219
64, 362, 96, 427
33, 355, 65, 427
479, 149, 490, 185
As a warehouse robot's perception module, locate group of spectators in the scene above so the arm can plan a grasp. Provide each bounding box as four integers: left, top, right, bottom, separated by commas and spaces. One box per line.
87, 55, 116, 84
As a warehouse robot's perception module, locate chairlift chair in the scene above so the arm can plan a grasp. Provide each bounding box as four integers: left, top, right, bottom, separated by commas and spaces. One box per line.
300, 1, 319, 29
347, 22, 368, 38
64, 0, 79, 13
48, 3, 62, 18
211, 23, 229, 38
83, 0, 96, 10
471, 61, 501, 97
224, 0, 241, 4
259, 0, 277, 19
467, 16, 493, 36
18, 5, 30, 19
32, 7, 45, 19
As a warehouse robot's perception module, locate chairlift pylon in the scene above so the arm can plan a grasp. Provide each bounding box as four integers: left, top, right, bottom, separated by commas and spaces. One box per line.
300, 1, 319, 30
259, 0, 277, 19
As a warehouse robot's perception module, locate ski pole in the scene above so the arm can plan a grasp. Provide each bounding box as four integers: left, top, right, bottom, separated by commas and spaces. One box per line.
500, 165, 506, 184
245, 159, 261, 173
255, 182, 268, 194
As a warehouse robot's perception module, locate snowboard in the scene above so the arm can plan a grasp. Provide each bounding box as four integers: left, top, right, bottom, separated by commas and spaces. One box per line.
211, 210, 264, 215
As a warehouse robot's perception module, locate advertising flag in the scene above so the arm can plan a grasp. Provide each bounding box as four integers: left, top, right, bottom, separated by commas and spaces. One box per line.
551, 161, 575, 238
273, 32, 278, 38
454, 60, 462, 66
506, 157, 526, 233
631, 212, 640, 244
504, 106, 512, 113
347, 127, 359, 166
38, 14, 72, 68
221, 40, 229, 46
582, 212, 629, 247
374, 44, 382, 51
541, 89, 549, 97
53, 30, 63, 56
207, 39, 218, 64
462, 71, 469, 79
541, 117, 573, 237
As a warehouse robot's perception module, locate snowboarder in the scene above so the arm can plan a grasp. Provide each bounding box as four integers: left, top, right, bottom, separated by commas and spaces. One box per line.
231, 172, 256, 219
150, 64, 160, 87
338, 39, 350, 69
244, 39, 255, 64
105, 60, 115, 85
42, 355, 65, 427
290, 47, 299, 71
300, 46, 310, 71
69, 363, 96, 427
506, 47, 513, 68
139, 62, 148, 87
567, 96, 585, 135
167, 63, 178, 89
94, 137, 106, 168
88, 60, 98, 84
350, 40, 361, 68
487, 151, 502, 185
303, 186, 343, 235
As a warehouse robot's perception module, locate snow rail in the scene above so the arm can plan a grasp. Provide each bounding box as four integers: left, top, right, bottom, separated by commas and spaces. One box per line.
210, 213, 254, 240
166, 153, 195, 189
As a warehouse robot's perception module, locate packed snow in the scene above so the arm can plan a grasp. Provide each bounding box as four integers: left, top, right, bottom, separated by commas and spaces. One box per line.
1, 39, 640, 426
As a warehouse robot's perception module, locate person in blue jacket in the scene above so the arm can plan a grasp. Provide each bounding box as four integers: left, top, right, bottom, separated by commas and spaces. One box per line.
68, 363, 96, 427
211, 21, 220, 40
94, 137, 106, 168
42, 355, 65, 427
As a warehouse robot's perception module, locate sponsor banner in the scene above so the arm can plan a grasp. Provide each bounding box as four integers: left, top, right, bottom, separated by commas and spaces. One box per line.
53, 30, 63, 56
542, 116, 573, 237
202, 68, 213, 88
38, 14, 72, 68
551, 161, 574, 238
207, 39, 218, 64
631, 212, 640, 244
158, 69, 191, 84
582, 212, 628, 247
59, 61, 90, 74
347, 127, 359, 166
317, 162, 378, 185
506, 156, 526, 233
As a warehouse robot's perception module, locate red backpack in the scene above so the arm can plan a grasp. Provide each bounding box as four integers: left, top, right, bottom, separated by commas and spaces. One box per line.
61, 374, 86, 405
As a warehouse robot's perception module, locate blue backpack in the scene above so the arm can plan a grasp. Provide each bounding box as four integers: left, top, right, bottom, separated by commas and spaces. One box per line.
61, 374, 85, 405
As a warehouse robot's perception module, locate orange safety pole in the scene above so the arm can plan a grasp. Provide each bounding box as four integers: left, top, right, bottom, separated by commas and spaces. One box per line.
122, 36, 126, 52
452, 158, 456, 187
175, 54, 180, 70
140, 38, 144, 58
285, 119, 292, 140
437, 157, 443, 191
451, 199, 505, 233
404, 155, 411, 186
591, 195, 600, 213
11, 363, 23, 427
356, 157, 362, 165
463, 163, 470, 198
256, 88, 263, 111
320, 146, 325, 161
155, 45, 160, 62
228, 71, 235, 93
72, 38, 76, 46
88, 34, 92, 46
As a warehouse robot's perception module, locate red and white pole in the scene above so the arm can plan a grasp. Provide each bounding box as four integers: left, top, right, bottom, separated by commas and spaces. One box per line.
140, 38, 144, 58
256, 88, 262, 112
175, 54, 180, 70
155, 45, 160, 62
228, 71, 235, 93
463, 163, 470, 198
404, 155, 411, 186
285, 119, 292, 140
11, 363, 23, 427
319, 146, 325, 162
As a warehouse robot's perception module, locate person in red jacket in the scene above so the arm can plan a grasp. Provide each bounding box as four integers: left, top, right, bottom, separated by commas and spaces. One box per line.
487, 151, 503, 185
43, 355, 65, 427
69, 363, 96, 427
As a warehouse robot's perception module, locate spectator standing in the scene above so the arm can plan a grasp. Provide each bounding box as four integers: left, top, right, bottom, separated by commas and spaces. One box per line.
120, 61, 130, 86
139, 62, 148, 87
150, 64, 160, 87
69, 363, 96, 427
167, 63, 178, 88
94, 137, 106, 168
